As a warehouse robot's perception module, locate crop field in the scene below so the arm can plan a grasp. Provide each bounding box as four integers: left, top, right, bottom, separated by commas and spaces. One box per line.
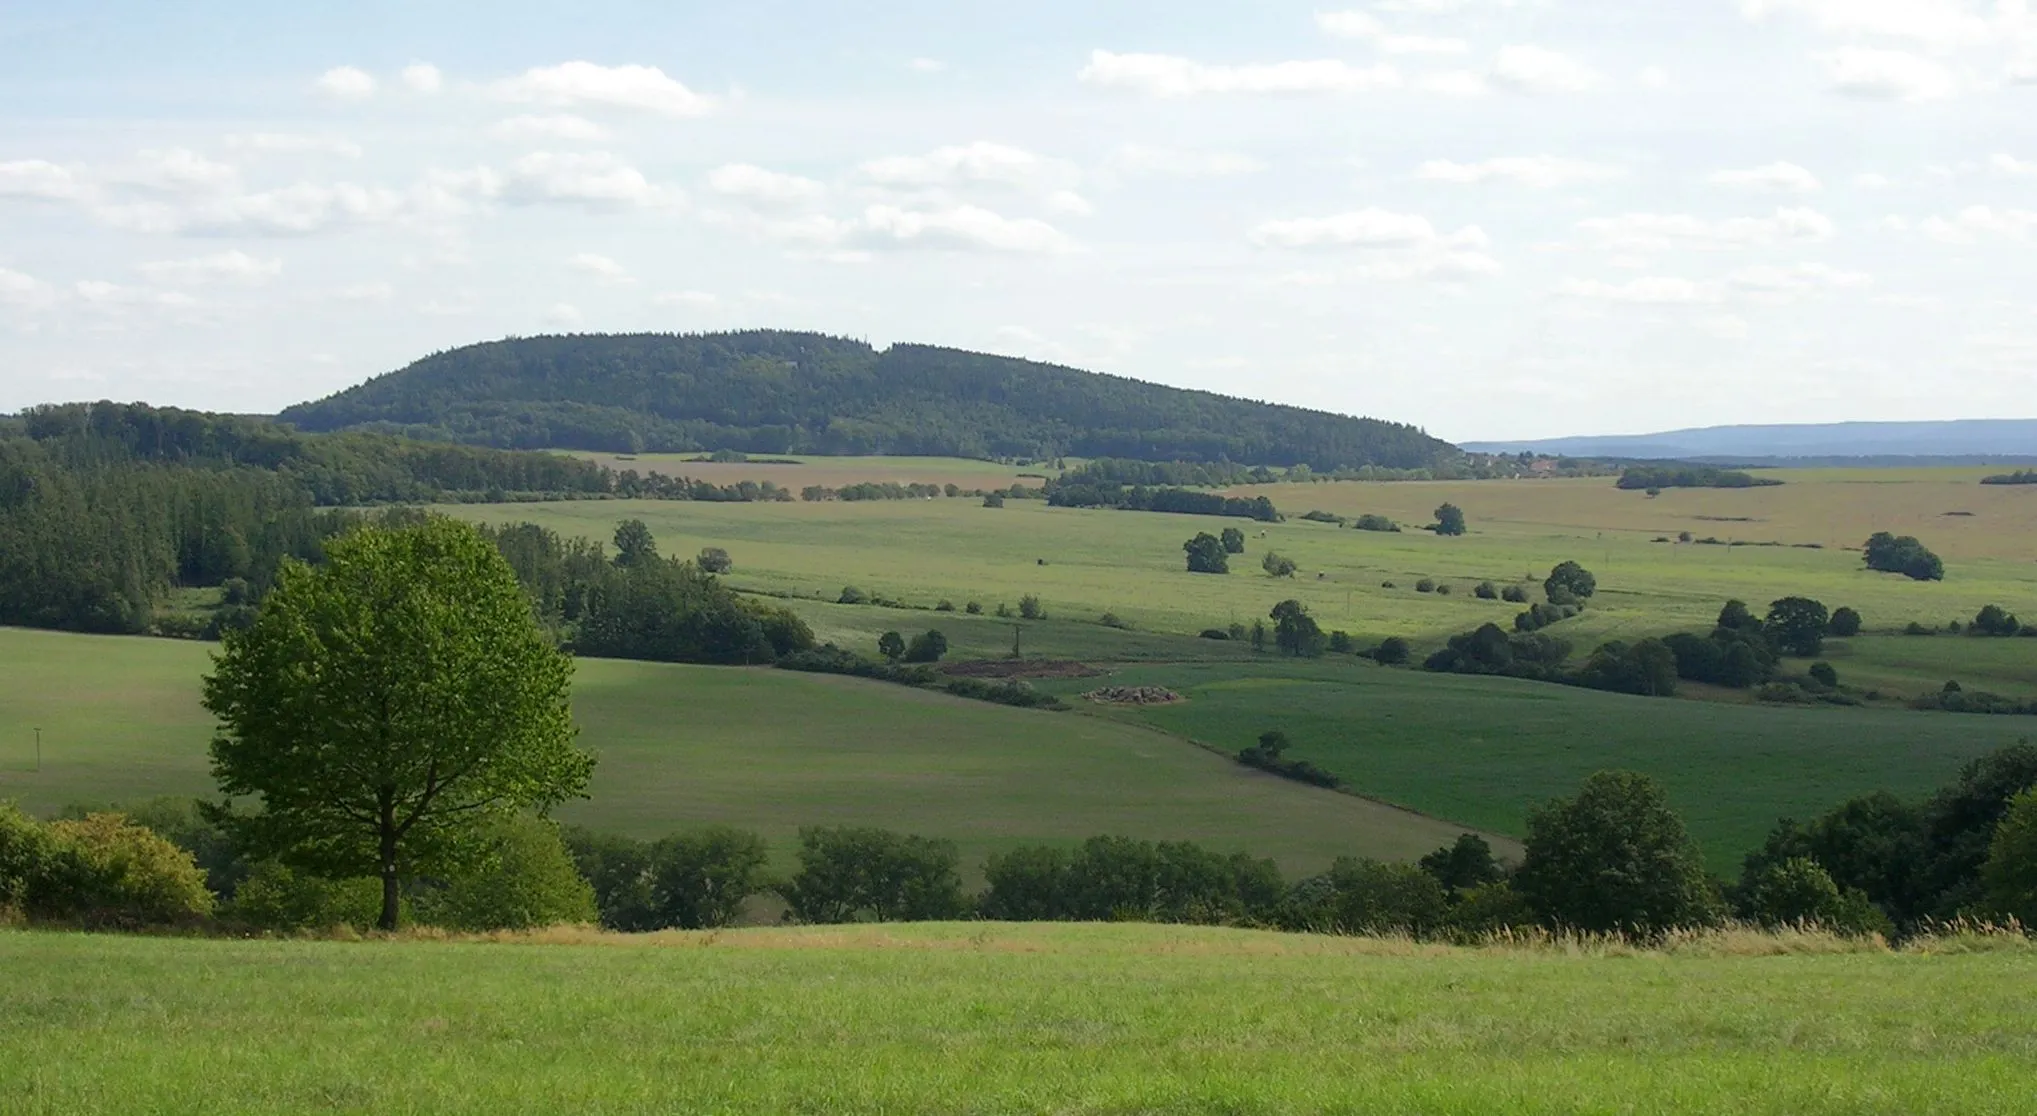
4, 924, 2035, 1115
0, 627, 1471, 873
444, 467, 2037, 660
566, 451, 1058, 491
1034, 659, 2035, 871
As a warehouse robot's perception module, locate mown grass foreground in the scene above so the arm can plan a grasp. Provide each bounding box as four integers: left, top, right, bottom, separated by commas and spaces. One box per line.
4, 924, 2034, 1115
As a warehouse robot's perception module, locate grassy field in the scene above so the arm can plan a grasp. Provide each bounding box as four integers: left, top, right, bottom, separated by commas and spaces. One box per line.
568, 451, 1059, 491
0, 627, 1473, 873
1034, 659, 2036, 871
4, 924, 2035, 1115
443, 470, 2037, 661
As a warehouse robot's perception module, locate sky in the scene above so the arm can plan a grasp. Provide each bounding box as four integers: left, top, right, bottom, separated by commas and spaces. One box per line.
1, 1, 2034, 442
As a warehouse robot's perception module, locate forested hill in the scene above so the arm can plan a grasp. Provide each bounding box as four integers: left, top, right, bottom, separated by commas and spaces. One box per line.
279, 331, 1456, 471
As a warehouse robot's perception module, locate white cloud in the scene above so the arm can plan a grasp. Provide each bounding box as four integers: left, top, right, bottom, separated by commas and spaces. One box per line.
135, 250, 282, 285
1990, 153, 2037, 177
1045, 190, 1094, 216
1490, 45, 1602, 93
314, 66, 377, 101
652, 289, 721, 308
1419, 71, 1490, 95
1640, 65, 1671, 88
1739, 0, 1995, 53
706, 163, 827, 208
1709, 161, 1823, 193
0, 159, 87, 200
860, 142, 1079, 193
1577, 207, 1837, 252
908, 58, 947, 73
1917, 205, 2037, 242
1351, 250, 1504, 281
1854, 172, 1896, 188
1315, 11, 1469, 54
1250, 208, 1489, 250
847, 204, 1077, 254
503, 151, 680, 210
0, 267, 55, 309
73, 279, 197, 308
1417, 155, 1624, 188
120, 148, 239, 195
1113, 146, 1264, 177
1559, 276, 1722, 304
1079, 50, 1400, 96
568, 252, 632, 283
544, 303, 584, 326
401, 63, 443, 94
224, 133, 363, 158
1728, 262, 1873, 293
491, 61, 714, 117
1816, 47, 1958, 99
487, 114, 612, 143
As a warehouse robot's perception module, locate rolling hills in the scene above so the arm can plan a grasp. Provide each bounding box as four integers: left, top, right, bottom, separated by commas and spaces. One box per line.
1465, 418, 2037, 461
278, 330, 1456, 470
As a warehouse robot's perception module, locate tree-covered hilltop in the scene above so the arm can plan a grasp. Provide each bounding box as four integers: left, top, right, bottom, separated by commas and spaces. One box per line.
278, 331, 1457, 470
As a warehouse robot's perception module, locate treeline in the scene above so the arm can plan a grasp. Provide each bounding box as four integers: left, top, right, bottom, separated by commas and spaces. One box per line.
25, 745, 2037, 939
1048, 481, 1282, 522
1618, 465, 1782, 490
1980, 470, 2037, 486
278, 331, 1460, 471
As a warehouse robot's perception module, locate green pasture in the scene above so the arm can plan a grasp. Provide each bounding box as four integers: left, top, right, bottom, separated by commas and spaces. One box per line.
443, 476, 2037, 652
5, 924, 2035, 1115
0, 627, 1470, 874
1037, 657, 2037, 872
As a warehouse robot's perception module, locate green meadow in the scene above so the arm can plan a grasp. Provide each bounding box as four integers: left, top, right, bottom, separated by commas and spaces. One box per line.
0, 627, 1472, 874
4, 924, 2034, 1116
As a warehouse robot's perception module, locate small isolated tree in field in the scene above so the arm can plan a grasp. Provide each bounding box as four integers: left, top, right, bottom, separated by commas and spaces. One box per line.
1514, 771, 1722, 936
904, 630, 949, 663
1184, 533, 1229, 574
1434, 503, 1467, 537
1262, 551, 1298, 578
1544, 561, 1597, 601
1766, 597, 1831, 657
1270, 599, 1325, 657
612, 518, 658, 568
203, 518, 594, 932
1828, 606, 1862, 637
697, 546, 733, 574
877, 631, 906, 662
1973, 604, 2022, 637
1019, 594, 1044, 620
1220, 526, 1246, 554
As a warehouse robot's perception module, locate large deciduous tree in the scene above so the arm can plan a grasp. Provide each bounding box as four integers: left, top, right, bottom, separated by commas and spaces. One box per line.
203, 517, 594, 931
1514, 771, 1722, 935
1434, 503, 1467, 537
1765, 596, 1831, 657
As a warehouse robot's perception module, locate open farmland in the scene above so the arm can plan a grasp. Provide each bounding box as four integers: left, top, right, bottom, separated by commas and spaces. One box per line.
444, 466, 2037, 656
567, 451, 1058, 491
0, 627, 1473, 874
4, 924, 2034, 1116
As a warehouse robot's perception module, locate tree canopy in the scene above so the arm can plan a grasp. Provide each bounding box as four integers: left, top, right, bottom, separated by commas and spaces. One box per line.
202, 517, 595, 930
1515, 771, 1722, 935
280, 331, 1458, 471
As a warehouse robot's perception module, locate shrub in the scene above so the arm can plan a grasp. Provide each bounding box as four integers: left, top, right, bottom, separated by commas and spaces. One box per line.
1828, 607, 1862, 637
697, 547, 733, 574
1433, 503, 1467, 537
1183, 533, 1229, 575
838, 586, 869, 605
1474, 582, 1499, 600
877, 631, 906, 661
1500, 584, 1530, 604
1544, 561, 1597, 601
1, 804, 55, 918
903, 629, 949, 663
1973, 605, 2022, 637
1019, 594, 1044, 620
1434, 584, 1453, 596
995, 602, 1013, 618
1199, 628, 1231, 641
982, 492, 1005, 508
1419, 834, 1505, 893
1766, 596, 1831, 656
1863, 532, 1944, 581
1220, 526, 1246, 553
1328, 631, 1355, 654
1373, 637, 1411, 665
1905, 621, 1934, 636
1983, 789, 2037, 927
1381, 581, 1397, 590
1280, 858, 1448, 935
965, 601, 983, 615
231, 860, 383, 933
1415, 578, 1437, 594
1808, 661, 1839, 689
1352, 514, 1399, 533
780, 827, 966, 923
935, 600, 956, 612
34, 812, 216, 928
1514, 771, 1723, 936
410, 815, 597, 932
1262, 551, 1298, 578
1739, 856, 1892, 937
1228, 622, 1249, 641
1099, 612, 1132, 630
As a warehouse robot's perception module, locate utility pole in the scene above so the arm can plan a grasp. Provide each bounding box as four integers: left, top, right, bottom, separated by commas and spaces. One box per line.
34, 727, 41, 773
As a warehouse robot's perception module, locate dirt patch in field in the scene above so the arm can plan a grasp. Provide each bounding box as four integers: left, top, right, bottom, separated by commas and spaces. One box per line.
941, 659, 1104, 681
1083, 686, 1185, 707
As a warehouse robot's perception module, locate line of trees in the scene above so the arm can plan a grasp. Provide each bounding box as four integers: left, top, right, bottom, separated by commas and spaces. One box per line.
1617, 465, 1782, 490
1051, 481, 1282, 521
1863, 532, 1945, 581
26, 747, 2037, 939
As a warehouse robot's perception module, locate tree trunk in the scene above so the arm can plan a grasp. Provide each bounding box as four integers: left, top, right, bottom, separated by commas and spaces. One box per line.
378, 791, 399, 931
